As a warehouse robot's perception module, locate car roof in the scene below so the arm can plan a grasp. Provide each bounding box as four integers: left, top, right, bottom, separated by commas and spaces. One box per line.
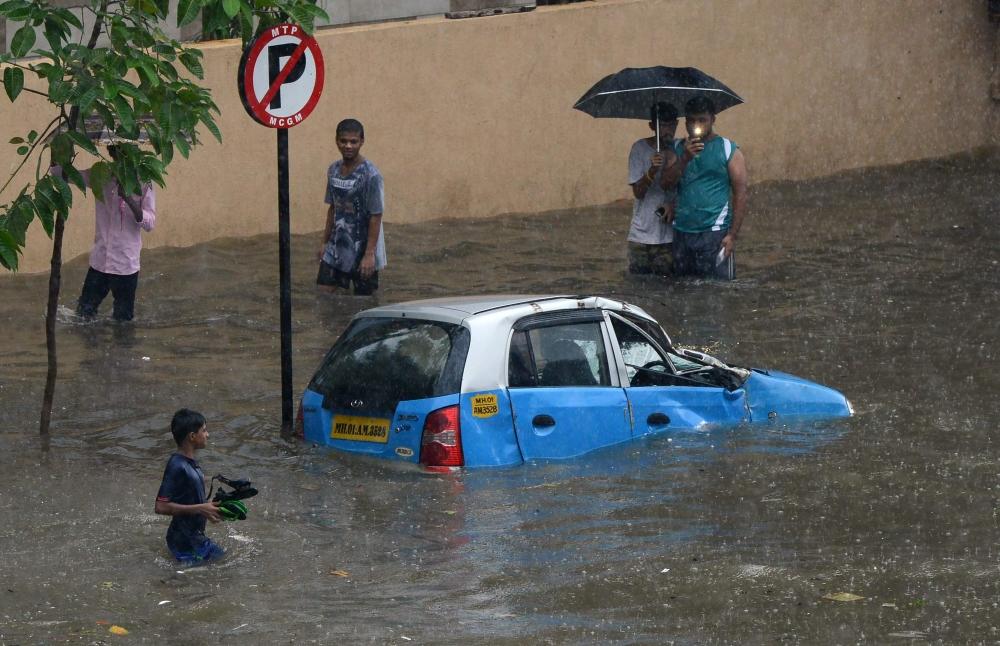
354, 294, 657, 325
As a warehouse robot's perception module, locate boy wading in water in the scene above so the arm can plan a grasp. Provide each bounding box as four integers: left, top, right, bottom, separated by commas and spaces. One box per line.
155, 409, 224, 564
316, 118, 387, 295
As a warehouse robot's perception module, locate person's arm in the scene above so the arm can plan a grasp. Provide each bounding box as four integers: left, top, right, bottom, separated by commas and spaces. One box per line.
317, 204, 335, 261
656, 149, 678, 190
721, 149, 748, 257
631, 151, 664, 200
661, 139, 700, 189
127, 184, 156, 230
154, 498, 222, 522
358, 214, 382, 278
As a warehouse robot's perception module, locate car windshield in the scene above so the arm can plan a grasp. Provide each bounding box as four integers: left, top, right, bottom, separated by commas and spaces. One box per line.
309, 317, 468, 410
667, 351, 705, 373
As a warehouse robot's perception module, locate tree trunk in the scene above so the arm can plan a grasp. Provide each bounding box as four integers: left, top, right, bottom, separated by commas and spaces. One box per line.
38, 0, 107, 436
39, 213, 64, 436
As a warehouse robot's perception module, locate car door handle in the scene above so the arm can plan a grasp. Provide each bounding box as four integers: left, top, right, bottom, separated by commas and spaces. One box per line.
532, 414, 556, 428
647, 413, 671, 426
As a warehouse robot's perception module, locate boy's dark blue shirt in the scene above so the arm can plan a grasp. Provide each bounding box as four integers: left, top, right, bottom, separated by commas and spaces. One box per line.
156, 452, 208, 553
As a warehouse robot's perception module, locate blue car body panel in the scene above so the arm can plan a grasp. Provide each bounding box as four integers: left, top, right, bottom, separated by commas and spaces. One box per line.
625, 385, 748, 434
459, 389, 522, 467
508, 386, 632, 460
742, 370, 852, 420
302, 387, 457, 463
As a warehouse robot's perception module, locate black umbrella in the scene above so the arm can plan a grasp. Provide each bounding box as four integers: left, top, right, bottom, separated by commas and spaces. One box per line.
573, 66, 743, 150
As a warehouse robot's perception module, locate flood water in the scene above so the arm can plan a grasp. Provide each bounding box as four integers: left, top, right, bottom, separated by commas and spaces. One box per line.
1, 149, 998, 644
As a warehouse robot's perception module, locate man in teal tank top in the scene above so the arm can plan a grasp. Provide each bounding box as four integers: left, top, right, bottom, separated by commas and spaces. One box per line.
662, 96, 748, 279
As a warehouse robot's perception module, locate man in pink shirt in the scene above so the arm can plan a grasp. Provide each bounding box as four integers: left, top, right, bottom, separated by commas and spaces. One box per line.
75, 145, 156, 321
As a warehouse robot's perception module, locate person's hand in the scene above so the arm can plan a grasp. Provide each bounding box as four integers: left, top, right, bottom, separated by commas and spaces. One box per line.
650, 152, 664, 170
683, 137, 704, 161
721, 233, 736, 257
200, 502, 222, 523
660, 202, 675, 224
317, 245, 326, 262
359, 250, 376, 278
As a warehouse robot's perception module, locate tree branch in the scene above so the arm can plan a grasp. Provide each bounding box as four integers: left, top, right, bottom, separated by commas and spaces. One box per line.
0, 115, 63, 197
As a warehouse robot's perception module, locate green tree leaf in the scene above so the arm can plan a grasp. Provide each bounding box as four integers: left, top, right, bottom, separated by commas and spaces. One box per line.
33, 193, 55, 236
89, 161, 112, 202
6, 190, 35, 245
62, 163, 87, 192
222, 0, 240, 19
2, 66, 24, 101
179, 50, 204, 78
0, 0, 32, 21
10, 25, 36, 58
43, 16, 69, 51
0, 228, 20, 271
177, 0, 201, 26
36, 176, 68, 220
200, 114, 221, 143
66, 129, 99, 156
174, 133, 190, 158
49, 132, 74, 164
76, 86, 102, 117
112, 94, 136, 133
48, 78, 71, 103
53, 7, 82, 30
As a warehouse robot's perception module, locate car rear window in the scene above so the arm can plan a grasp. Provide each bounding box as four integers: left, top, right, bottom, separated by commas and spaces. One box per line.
309, 317, 469, 410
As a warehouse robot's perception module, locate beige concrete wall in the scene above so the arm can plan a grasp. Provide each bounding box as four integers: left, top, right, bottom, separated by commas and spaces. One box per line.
4, 0, 997, 274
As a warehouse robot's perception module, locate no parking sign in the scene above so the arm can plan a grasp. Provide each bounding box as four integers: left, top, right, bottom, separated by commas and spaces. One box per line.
238, 23, 325, 128
237, 24, 325, 430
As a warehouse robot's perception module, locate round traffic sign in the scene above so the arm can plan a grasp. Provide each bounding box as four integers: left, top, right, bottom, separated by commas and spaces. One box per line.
238, 24, 325, 128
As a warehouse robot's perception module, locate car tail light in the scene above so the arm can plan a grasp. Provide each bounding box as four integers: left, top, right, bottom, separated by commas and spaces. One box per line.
420, 405, 463, 467
293, 399, 305, 439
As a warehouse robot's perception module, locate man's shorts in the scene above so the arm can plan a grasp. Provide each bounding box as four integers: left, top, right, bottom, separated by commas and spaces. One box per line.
317, 260, 379, 295
673, 229, 735, 280
170, 538, 225, 566
627, 242, 673, 276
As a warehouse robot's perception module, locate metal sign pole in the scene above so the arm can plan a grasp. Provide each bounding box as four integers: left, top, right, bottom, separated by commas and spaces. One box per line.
238, 23, 324, 434
277, 127, 293, 431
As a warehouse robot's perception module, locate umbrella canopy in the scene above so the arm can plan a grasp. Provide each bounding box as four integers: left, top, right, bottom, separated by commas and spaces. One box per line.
573, 66, 743, 120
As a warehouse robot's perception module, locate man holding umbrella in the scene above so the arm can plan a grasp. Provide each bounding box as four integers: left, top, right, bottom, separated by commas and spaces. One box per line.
662, 95, 747, 280
626, 102, 679, 276
574, 66, 746, 280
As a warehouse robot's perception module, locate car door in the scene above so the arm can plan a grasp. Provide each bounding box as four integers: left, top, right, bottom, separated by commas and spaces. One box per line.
506, 311, 631, 460
608, 314, 747, 435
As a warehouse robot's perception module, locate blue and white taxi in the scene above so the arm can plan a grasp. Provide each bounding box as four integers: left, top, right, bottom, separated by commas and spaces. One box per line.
297, 295, 852, 468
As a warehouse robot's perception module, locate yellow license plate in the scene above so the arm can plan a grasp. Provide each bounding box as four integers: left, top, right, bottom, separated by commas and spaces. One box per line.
331, 414, 390, 443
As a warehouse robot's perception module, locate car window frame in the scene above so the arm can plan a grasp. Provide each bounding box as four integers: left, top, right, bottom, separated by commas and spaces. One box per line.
605, 312, 679, 385
506, 310, 621, 388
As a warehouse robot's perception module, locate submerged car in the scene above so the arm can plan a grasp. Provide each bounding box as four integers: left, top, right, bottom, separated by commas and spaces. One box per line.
297, 295, 852, 468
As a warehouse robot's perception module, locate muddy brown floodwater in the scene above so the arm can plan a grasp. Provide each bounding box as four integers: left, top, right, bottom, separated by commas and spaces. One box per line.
1, 149, 998, 644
